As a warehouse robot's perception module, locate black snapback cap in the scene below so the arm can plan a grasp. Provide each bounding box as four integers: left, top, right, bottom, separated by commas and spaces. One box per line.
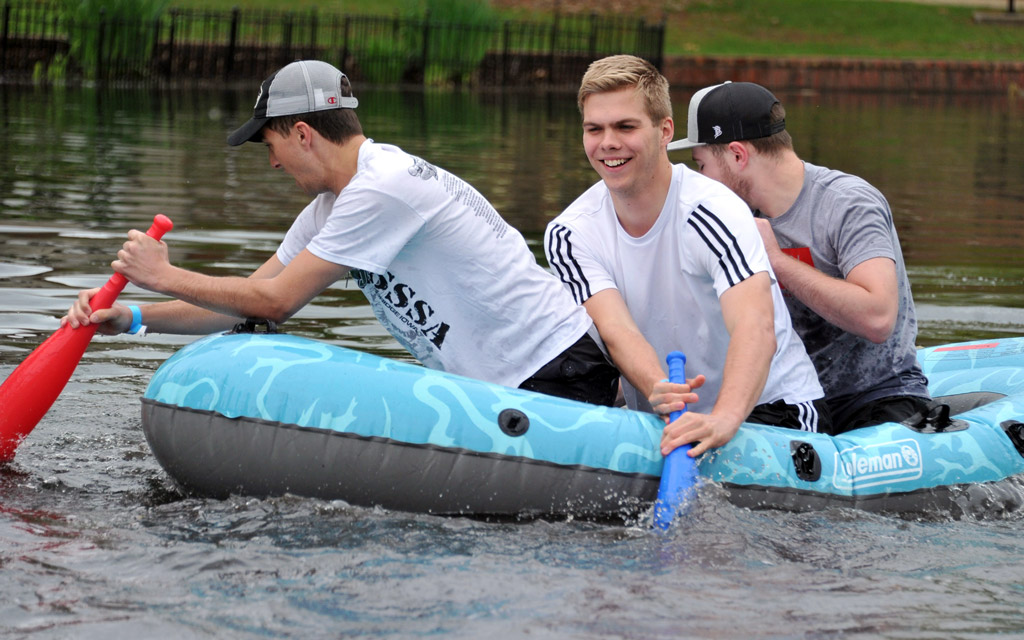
668, 81, 785, 151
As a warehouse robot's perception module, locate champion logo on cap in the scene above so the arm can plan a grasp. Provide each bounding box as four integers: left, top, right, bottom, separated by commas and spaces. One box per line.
227, 60, 359, 146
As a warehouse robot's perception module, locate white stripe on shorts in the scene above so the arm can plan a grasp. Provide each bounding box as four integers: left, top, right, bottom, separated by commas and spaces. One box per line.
797, 401, 819, 433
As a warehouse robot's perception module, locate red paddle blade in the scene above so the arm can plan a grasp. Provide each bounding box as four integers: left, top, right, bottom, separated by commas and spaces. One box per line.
0, 324, 98, 461
0, 214, 173, 462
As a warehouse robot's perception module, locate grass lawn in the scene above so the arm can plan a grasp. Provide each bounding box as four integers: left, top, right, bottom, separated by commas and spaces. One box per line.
167, 0, 1024, 62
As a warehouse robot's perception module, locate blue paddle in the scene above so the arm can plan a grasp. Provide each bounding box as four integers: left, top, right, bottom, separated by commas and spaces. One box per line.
652, 351, 699, 530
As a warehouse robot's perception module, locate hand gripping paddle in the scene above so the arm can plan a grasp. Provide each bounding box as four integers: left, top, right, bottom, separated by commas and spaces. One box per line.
652, 351, 699, 530
0, 214, 174, 462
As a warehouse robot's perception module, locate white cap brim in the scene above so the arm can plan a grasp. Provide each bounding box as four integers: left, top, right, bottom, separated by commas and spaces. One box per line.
667, 138, 705, 151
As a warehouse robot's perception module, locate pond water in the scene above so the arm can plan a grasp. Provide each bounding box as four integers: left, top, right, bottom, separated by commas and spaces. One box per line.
1, 84, 1023, 638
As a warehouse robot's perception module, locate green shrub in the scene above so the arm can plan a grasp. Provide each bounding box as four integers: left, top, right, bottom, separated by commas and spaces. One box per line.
59, 0, 170, 79
409, 0, 497, 86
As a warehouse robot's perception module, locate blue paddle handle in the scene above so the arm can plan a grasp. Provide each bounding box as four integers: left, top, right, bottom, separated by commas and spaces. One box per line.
652, 350, 699, 530
666, 352, 687, 423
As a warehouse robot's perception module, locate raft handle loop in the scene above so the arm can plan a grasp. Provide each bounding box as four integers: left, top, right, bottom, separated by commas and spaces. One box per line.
498, 409, 530, 437
1001, 421, 1024, 458
228, 318, 279, 335
902, 401, 968, 434
790, 441, 821, 482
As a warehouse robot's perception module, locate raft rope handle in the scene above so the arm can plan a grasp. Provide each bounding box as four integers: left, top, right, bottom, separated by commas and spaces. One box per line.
228, 318, 279, 335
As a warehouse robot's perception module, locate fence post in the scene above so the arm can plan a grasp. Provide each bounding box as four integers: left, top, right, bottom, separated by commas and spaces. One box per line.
309, 8, 318, 58
341, 15, 349, 72
96, 7, 106, 83
655, 19, 666, 70
226, 6, 239, 78
420, 9, 430, 84
150, 17, 160, 79
588, 12, 597, 60
500, 20, 509, 85
167, 10, 176, 77
548, 10, 559, 84
2, 3, 10, 77
392, 12, 400, 81
283, 13, 293, 65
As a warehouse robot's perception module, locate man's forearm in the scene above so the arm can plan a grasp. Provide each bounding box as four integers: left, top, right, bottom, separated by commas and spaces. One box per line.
140, 299, 242, 335
770, 252, 894, 342
712, 320, 775, 426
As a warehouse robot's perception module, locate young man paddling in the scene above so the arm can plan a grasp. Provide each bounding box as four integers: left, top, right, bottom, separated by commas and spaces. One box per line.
64, 59, 619, 405
671, 81, 931, 432
545, 55, 830, 458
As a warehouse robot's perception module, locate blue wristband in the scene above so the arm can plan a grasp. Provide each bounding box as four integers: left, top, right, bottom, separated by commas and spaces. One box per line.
127, 305, 144, 335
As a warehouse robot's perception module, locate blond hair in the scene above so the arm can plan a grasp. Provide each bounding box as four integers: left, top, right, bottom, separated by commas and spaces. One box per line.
577, 55, 671, 124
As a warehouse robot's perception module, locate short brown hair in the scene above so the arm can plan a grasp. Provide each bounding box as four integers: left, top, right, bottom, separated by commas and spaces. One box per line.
706, 102, 793, 158
577, 55, 671, 125
264, 73, 362, 143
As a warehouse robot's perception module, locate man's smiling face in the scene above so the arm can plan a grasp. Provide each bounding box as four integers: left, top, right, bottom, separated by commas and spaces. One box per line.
581, 87, 672, 198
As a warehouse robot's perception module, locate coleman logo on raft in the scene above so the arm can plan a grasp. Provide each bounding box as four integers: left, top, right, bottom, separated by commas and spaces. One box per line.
833, 439, 923, 490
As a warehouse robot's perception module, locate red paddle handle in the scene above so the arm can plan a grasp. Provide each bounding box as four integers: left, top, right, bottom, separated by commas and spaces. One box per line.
0, 215, 174, 461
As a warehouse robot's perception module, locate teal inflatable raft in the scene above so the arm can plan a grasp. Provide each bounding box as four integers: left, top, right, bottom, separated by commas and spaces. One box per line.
140, 331, 1024, 519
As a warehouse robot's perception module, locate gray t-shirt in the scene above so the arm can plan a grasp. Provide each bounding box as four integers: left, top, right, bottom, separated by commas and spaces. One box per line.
761, 162, 929, 418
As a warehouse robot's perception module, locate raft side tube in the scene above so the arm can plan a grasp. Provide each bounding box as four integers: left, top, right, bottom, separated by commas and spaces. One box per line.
143, 332, 666, 476
140, 333, 1024, 517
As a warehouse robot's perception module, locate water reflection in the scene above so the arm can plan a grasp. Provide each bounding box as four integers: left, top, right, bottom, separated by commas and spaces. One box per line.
1, 84, 1022, 361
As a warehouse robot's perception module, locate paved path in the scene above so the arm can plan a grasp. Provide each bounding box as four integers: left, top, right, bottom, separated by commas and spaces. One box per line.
891, 0, 1010, 7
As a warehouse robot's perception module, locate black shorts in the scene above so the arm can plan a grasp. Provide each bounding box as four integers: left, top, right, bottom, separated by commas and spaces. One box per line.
830, 395, 932, 434
518, 333, 620, 407
746, 397, 834, 434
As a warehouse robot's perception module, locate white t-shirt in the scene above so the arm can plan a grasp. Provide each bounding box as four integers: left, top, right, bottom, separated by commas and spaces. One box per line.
545, 163, 822, 414
277, 140, 592, 387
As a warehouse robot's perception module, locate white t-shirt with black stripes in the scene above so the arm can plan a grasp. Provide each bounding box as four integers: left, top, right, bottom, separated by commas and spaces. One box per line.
545, 163, 822, 416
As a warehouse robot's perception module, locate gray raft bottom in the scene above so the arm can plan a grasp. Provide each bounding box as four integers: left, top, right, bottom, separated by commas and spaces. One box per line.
720, 477, 1024, 519
140, 399, 660, 520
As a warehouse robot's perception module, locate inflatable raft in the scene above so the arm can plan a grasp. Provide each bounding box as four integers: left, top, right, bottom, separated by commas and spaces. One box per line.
140, 330, 1024, 519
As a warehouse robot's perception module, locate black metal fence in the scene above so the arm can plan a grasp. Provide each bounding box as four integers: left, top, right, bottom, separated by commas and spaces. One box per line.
0, 2, 665, 87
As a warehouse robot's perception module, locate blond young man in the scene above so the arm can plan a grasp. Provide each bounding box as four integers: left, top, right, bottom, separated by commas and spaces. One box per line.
545, 56, 829, 458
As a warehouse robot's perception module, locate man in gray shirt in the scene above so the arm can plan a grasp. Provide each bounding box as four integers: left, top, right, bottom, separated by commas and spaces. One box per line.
669, 81, 930, 433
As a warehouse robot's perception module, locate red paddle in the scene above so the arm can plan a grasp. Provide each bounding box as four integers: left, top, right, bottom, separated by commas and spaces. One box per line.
0, 214, 174, 462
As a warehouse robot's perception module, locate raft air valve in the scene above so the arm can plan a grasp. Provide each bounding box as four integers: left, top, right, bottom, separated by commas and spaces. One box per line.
498, 409, 530, 436
790, 441, 821, 482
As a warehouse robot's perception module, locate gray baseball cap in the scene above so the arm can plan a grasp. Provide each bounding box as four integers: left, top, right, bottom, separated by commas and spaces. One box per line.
227, 60, 359, 146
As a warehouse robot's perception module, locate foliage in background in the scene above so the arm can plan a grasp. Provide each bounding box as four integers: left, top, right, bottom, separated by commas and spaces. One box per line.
167, 0, 1024, 63
358, 0, 498, 86
37, 0, 169, 82
420, 0, 496, 85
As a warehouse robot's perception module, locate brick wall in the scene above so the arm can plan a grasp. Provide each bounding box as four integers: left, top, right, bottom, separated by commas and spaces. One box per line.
663, 55, 1024, 94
